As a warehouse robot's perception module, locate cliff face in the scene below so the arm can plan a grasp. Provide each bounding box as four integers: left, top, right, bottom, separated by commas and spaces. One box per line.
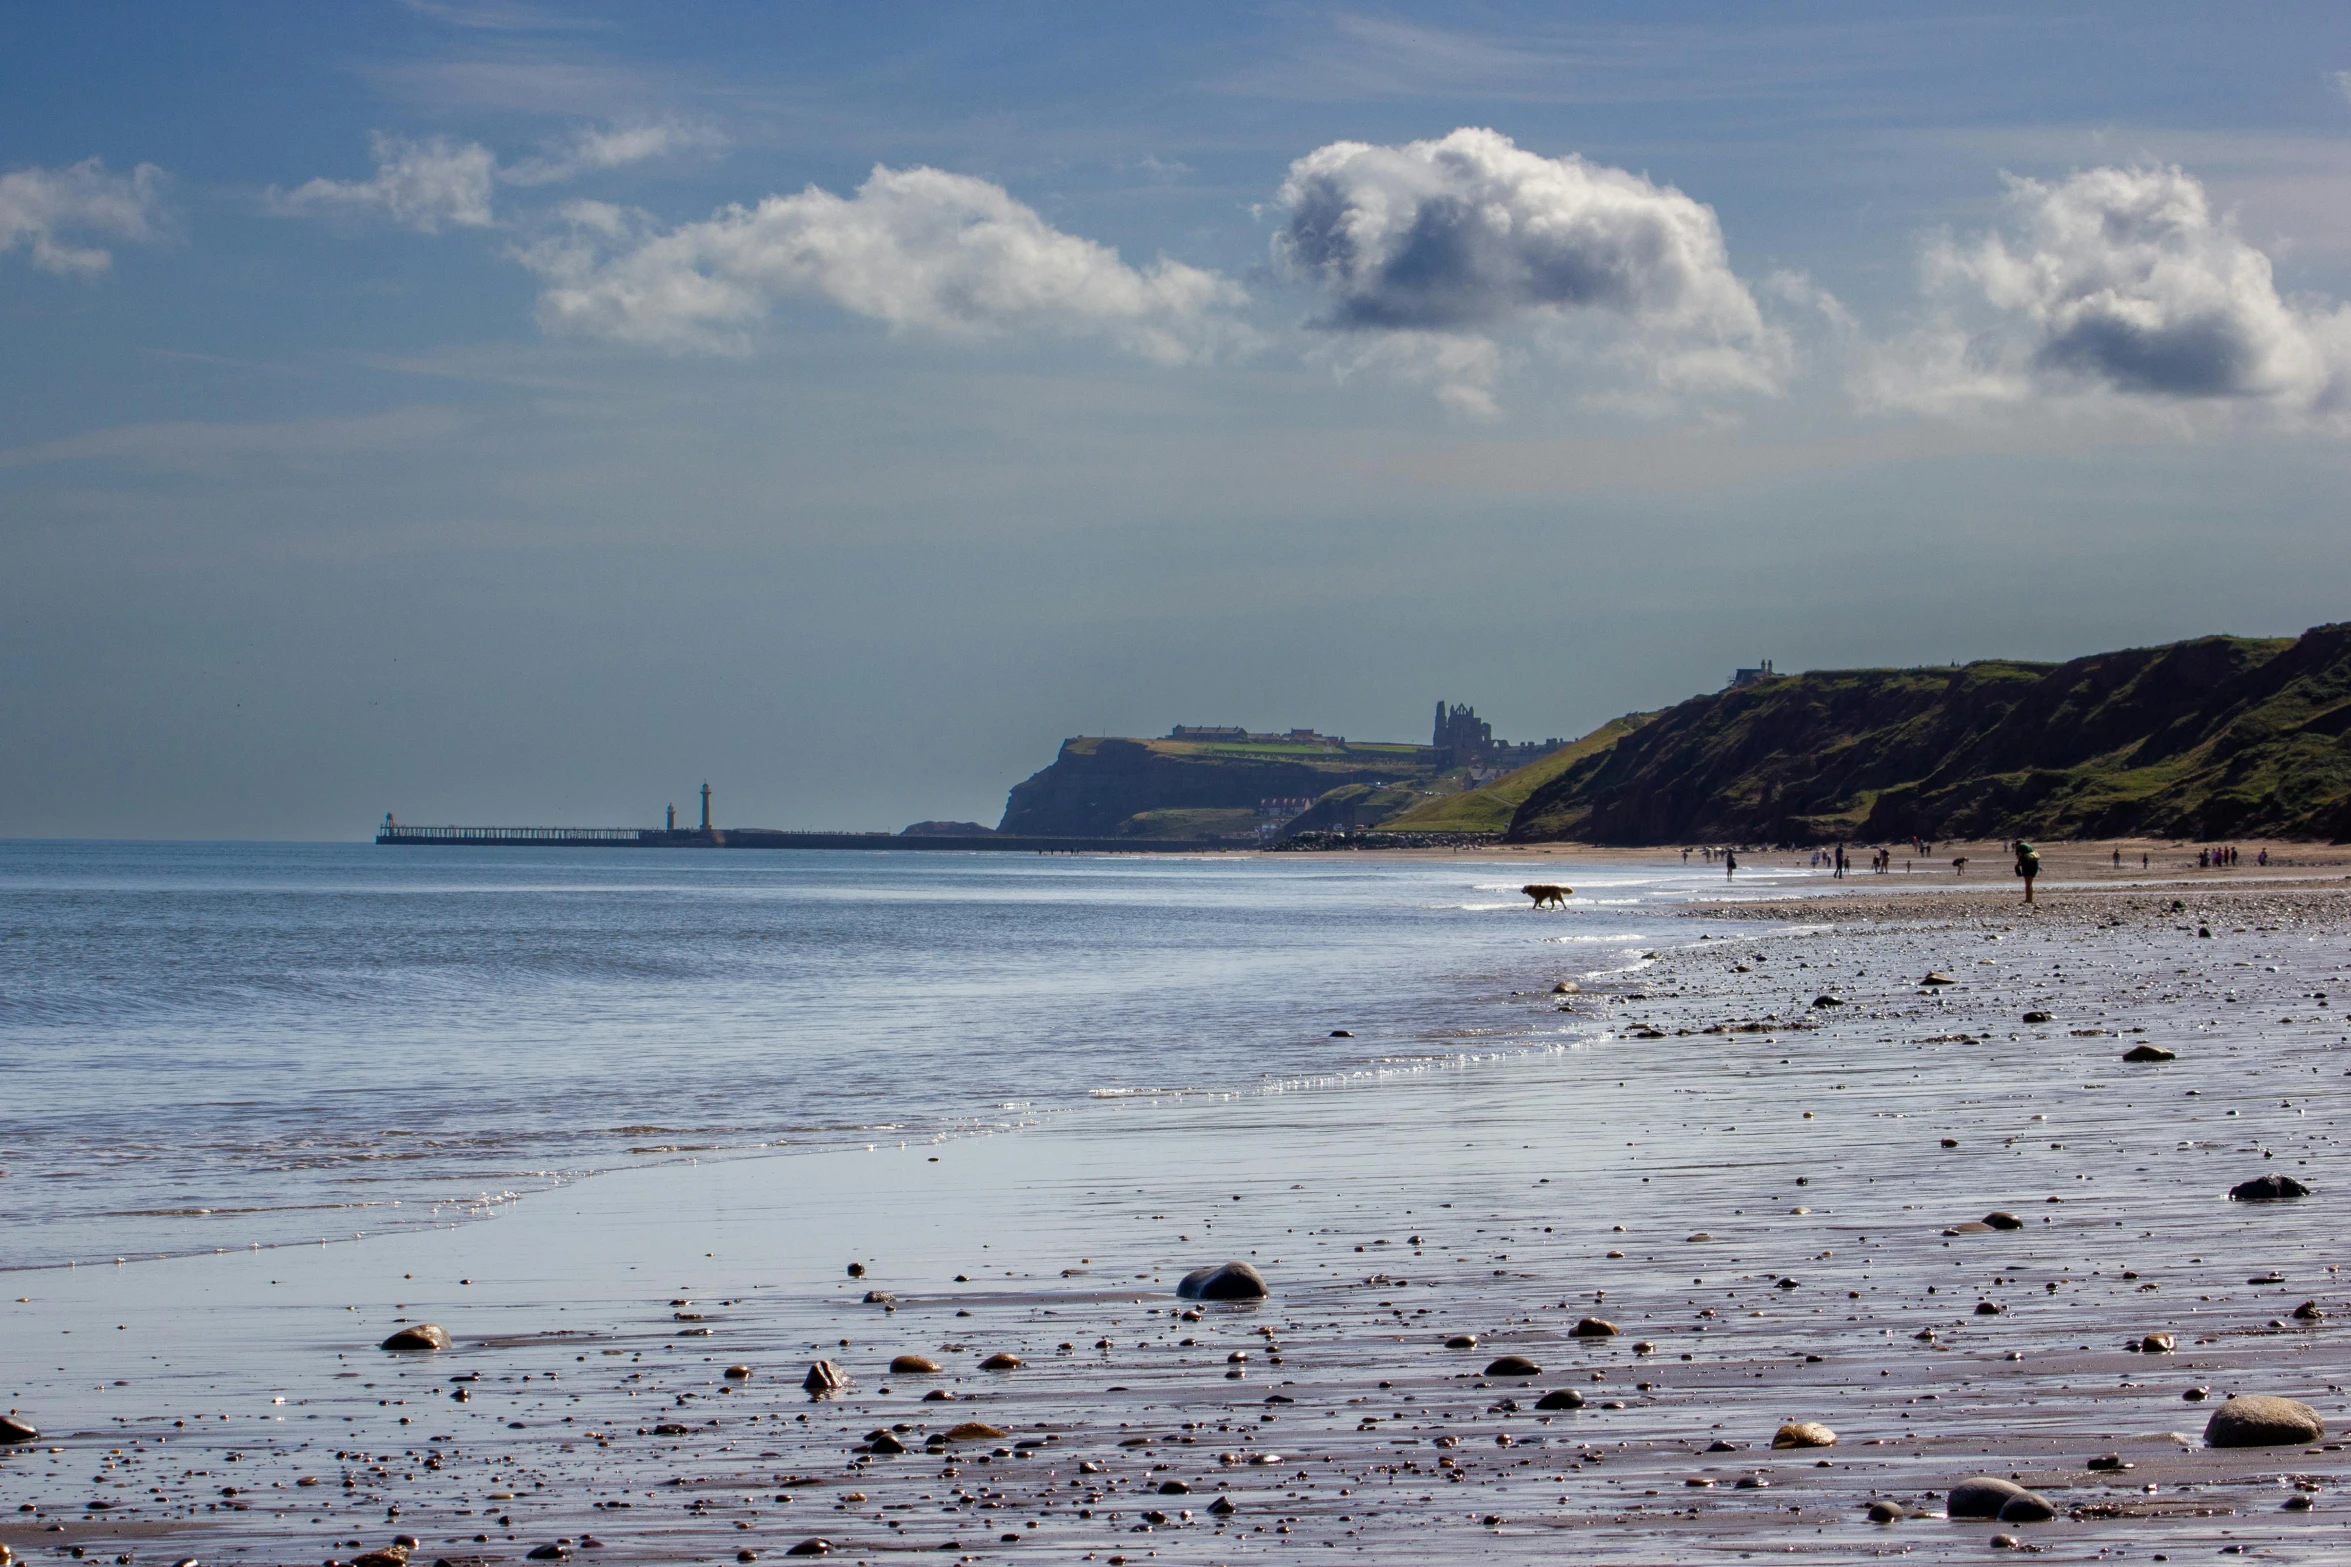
1508, 624, 2351, 845
997, 736, 1439, 837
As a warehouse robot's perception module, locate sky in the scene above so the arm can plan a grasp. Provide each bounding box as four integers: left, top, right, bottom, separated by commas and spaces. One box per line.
5, 2, 2351, 838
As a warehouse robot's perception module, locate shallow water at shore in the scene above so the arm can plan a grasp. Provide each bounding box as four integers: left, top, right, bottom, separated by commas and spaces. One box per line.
0, 841, 1804, 1269
8, 867, 2351, 1563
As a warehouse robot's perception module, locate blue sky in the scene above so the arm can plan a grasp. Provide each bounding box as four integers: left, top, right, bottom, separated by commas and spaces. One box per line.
5, 2, 2350, 836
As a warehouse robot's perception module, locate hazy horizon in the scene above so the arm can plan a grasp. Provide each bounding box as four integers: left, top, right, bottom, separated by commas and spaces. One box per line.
6, 3, 2349, 838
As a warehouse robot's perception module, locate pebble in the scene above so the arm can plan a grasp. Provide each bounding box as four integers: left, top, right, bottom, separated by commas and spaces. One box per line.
801, 1360, 849, 1395
2140, 1332, 2176, 1354
1948, 1476, 2053, 1521
978, 1352, 1023, 1371
2123, 1043, 2177, 1062
723, 1365, 752, 1380
0, 1415, 37, 1444
377, 1324, 450, 1353
1444, 1334, 1479, 1349
2203, 1394, 2326, 1447
2295, 1301, 2326, 1322
1483, 1355, 1541, 1377
1534, 1389, 1585, 1410
2022, 1010, 2053, 1023
1175, 1260, 1269, 1300
783, 1540, 831, 1557
1570, 1318, 1619, 1338
1866, 1499, 1906, 1523
1770, 1421, 1836, 1449
2230, 1174, 2312, 1201
1983, 1211, 2024, 1230
2087, 1454, 2131, 1471
890, 1354, 942, 1374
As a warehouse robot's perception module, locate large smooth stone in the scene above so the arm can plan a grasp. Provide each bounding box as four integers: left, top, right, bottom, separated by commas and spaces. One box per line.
379, 1324, 450, 1352
1176, 1261, 1269, 1300
1771, 1421, 1836, 1449
1949, 1477, 2050, 1520
0, 1415, 38, 1443
1483, 1355, 1542, 1377
889, 1354, 942, 1375
1534, 1389, 1585, 1410
802, 1359, 849, 1394
2204, 1394, 2325, 1448
1570, 1317, 1619, 1337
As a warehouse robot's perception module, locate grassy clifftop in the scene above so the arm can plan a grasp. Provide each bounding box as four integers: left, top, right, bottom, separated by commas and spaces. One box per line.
1509, 624, 2351, 844
1381, 713, 1655, 832
998, 734, 1445, 837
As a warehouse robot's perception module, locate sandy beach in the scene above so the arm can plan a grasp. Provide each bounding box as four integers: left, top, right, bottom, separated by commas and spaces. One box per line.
8, 847, 2351, 1565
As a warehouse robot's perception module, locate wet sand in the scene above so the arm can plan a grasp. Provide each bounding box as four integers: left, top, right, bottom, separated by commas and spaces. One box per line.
8, 853, 2351, 1565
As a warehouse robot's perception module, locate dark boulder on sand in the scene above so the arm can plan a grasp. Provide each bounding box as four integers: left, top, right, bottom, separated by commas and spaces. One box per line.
1483, 1355, 1542, 1377
1949, 1476, 2054, 1521
1177, 1261, 1268, 1300
2204, 1394, 2325, 1447
802, 1360, 849, 1395
0, 1415, 38, 1443
2230, 1174, 2312, 1201
379, 1324, 451, 1352
2123, 1043, 2176, 1062
1534, 1388, 1585, 1410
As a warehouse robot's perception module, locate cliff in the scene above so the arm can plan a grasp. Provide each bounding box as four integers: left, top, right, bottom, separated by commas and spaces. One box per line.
997, 734, 1443, 838
1380, 713, 1656, 833
1508, 624, 2351, 845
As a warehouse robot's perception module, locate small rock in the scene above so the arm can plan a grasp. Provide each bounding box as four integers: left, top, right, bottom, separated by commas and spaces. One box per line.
2086, 1454, 2130, 1471
1771, 1421, 1836, 1449
890, 1354, 942, 1374
1484, 1355, 1541, 1377
978, 1352, 1023, 1371
1983, 1211, 2024, 1230
782, 1542, 831, 1558
2122, 1044, 2176, 1063
863, 1431, 906, 1455
1812, 995, 1845, 1008
2183, 1386, 2209, 1402
1207, 1496, 1236, 1515
1867, 1499, 1906, 1523
2285, 1493, 2314, 1511
1175, 1261, 1269, 1300
1990, 1532, 2021, 1549
1948, 1477, 2050, 1520
723, 1365, 752, 1380
378, 1325, 451, 1353
525, 1547, 567, 1561
1939, 1137, 1959, 1148
652, 1422, 689, 1436
2141, 1332, 2176, 1353
351, 1552, 408, 1567
2204, 1394, 2325, 1448
802, 1360, 849, 1395
1157, 1480, 1189, 1495
0, 1415, 38, 1444
1444, 1333, 1480, 1349
2022, 1010, 2053, 1024
845, 1263, 865, 1278
1330, 1029, 1354, 1038
1976, 1301, 2003, 1316
1570, 1318, 1618, 1338
2231, 1174, 2312, 1201
1922, 972, 1957, 986
1534, 1389, 1585, 1410
2294, 1301, 2325, 1322
1552, 982, 1581, 994
1999, 1493, 2057, 1523
862, 1290, 896, 1305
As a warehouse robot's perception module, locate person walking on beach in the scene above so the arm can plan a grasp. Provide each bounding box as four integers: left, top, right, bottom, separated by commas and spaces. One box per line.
1725, 849, 1738, 876
2014, 838, 2041, 903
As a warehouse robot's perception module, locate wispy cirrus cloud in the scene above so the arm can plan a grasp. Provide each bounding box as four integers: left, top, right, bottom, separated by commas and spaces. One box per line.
519, 165, 1248, 363
0, 158, 170, 276
273, 121, 721, 233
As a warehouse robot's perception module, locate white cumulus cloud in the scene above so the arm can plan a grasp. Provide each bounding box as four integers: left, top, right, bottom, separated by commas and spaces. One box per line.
274, 133, 497, 233
520, 164, 1246, 362
1271, 127, 1784, 410
1865, 164, 2351, 420
0, 158, 169, 276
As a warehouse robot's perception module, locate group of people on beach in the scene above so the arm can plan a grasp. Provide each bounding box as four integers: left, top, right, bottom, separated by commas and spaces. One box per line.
2199, 844, 2263, 867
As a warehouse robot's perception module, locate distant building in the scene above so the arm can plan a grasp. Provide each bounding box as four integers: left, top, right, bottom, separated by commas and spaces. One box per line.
1431, 700, 1568, 770
1728, 659, 1777, 689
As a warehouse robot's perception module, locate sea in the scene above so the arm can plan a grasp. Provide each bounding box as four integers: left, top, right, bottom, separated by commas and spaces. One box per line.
0, 841, 1791, 1272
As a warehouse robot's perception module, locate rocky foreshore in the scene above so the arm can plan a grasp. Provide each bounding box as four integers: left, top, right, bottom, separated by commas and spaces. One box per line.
6, 869, 2351, 1564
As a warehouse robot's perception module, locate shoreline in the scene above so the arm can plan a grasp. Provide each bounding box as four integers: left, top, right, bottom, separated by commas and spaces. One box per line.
8, 859, 2351, 1563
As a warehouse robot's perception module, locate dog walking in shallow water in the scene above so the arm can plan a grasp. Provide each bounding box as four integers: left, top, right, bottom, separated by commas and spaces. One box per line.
1522, 883, 1571, 909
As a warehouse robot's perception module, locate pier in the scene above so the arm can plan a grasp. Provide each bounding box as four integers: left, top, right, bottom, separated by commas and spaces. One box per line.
376, 798, 1233, 853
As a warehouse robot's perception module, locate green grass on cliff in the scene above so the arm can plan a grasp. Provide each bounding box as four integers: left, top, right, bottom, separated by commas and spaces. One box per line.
1381, 713, 1655, 832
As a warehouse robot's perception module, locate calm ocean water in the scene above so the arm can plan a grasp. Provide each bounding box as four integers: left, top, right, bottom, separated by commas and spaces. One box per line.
0, 842, 1764, 1269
